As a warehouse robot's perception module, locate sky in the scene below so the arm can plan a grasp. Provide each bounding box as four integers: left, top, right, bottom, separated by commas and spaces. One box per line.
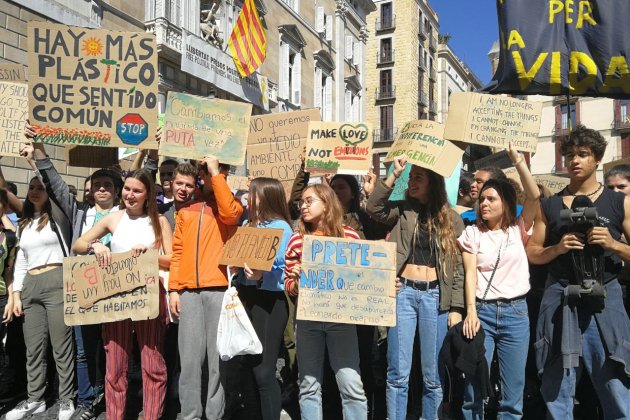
430, 1, 499, 86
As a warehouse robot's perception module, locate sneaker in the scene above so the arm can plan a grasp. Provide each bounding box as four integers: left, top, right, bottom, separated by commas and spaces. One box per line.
71, 404, 95, 420
58, 399, 75, 420
5, 400, 46, 420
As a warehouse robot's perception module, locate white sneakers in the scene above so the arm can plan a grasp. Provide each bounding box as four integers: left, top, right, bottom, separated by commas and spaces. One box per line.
5, 400, 45, 420
58, 399, 76, 420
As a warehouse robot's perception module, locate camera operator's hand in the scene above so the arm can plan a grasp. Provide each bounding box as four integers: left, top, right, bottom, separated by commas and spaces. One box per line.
587, 226, 615, 250
556, 232, 585, 255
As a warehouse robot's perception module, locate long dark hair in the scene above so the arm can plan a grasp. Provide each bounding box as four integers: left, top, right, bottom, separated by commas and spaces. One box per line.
477, 178, 517, 230
19, 177, 51, 233
119, 169, 162, 246
330, 174, 361, 213
247, 178, 292, 227
407, 166, 458, 277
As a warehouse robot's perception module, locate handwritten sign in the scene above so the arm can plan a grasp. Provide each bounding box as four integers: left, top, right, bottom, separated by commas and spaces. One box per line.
220, 227, 284, 271
444, 92, 542, 153
226, 175, 249, 192
247, 109, 320, 192
0, 64, 26, 82
603, 157, 630, 176
160, 92, 251, 165
474, 150, 514, 170
65, 145, 119, 168
27, 22, 159, 149
384, 120, 464, 177
63, 250, 159, 326
296, 236, 396, 327
75, 250, 155, 308
0, 82, 28, 157
304, 121, 372, 175
533, 174, 569, 195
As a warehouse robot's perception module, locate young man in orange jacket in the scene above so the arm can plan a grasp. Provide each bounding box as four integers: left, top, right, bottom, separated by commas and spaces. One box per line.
168, 156, 243, 420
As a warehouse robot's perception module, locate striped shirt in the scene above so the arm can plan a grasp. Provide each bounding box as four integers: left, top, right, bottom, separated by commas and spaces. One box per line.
284, 226, 360, 296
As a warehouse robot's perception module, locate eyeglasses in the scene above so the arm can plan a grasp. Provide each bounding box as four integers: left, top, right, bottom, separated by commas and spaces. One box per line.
297, 198, 322, 209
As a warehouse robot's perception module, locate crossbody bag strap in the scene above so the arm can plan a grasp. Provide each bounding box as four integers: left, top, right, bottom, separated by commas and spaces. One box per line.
49, 217, 68, 258
480, 231, 508, 302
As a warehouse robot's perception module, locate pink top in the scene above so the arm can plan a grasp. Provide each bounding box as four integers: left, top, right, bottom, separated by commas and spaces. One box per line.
457, 218, 532, 300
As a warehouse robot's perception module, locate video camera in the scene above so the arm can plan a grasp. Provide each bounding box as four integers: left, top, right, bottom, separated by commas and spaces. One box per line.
559, 195, 606, 310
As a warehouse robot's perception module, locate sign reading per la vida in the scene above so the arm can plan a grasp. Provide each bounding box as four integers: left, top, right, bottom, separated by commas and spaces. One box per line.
27, 22, 159, 148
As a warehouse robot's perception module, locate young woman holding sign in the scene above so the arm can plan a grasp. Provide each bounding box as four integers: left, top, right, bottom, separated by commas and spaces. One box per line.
229, 178, 293, 420
284, 183, 368, 420
73, 170, 172, 420
457, 144, 539, 419
366, 158, 465, 420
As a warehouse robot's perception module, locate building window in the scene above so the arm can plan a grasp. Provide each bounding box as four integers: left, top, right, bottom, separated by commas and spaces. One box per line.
555, 136, 567, 173
381, 3, 393, 27
345, 90, 360, 122
279, 42, 302, 106
314, 68, 332, 121
621, 99, 630, 123
380, 70, 392, 92
281, 0, 298, 12
379, 38, 393, 63
621, 134, 630, 158
560, 103, 576, 130
165, 0, 181, 25
380, 105, 394, 141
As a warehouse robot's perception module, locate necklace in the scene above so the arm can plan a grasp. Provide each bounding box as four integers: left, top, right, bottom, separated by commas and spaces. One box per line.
564, 182, 602, 198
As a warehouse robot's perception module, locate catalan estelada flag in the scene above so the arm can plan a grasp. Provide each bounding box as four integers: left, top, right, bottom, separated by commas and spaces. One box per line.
228, 0, 266, 78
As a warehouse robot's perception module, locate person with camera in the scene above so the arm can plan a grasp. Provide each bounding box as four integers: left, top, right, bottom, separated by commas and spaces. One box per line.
527, 125, 630, 419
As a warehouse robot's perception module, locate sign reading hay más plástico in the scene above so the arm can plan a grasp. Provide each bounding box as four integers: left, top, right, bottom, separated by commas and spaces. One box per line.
160, 92, 252, 165
305, 122, 372, 175
27, 22, 158, 148
63, 250, 160, 326
296, 236, 396, 327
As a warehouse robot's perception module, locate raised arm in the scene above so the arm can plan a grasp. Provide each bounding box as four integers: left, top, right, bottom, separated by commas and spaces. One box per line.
508, 143, 540, 229
365, 157, 407, 226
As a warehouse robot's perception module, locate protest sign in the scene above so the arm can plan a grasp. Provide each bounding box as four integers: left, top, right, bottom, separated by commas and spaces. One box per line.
0, 81, 28, 157
296, 235, 396, 327
304, 122, 372, 175
474, 150, 513, 170
65, 145, 119, 168
247, 109, 320, 192
0, 64, 26, 82
160, 92, 252, 165
226, 175, 249, 192
488, 0, 630, 98
603, 157, 630, 176
533, 174, 569, 194
75, 250, 155, 308
63, 250, 160, 326
384, 120, 464, 178
219, 227, 284, 271
27, 22, 159, 149
444, 92, 541, 153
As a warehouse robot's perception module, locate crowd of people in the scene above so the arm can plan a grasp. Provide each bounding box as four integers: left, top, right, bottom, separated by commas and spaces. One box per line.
0, 123, 628, 420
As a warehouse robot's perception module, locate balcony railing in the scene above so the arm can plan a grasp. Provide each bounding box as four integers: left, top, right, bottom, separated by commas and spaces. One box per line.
373, 128, 398, 143
377, 49, 395, 64
376, 86, 396, 100
614, 111, 630, 131
376, 15, 396, 31
429, 67, 437, 81
418, 59, 426, 72
429, 35, 437, 51
418, 26, 427, 40
429, 101, 437, 114
418, 91, 428, 106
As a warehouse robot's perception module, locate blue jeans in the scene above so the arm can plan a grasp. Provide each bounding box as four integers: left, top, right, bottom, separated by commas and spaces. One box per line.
296, 320, 367, 420
462, 298, 529, 420
74, 324, 103, 407
540, 309, 630, 419
386, 285, 447, 420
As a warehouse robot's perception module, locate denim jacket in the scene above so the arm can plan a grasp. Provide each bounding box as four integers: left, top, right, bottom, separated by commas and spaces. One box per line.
366, 180, 465, 311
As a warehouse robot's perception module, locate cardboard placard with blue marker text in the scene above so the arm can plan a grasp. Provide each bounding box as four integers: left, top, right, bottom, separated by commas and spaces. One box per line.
296, 236, 396, 327
384, 120, 465, 178
304, 121, 372, 175
161, 92, 252, 165
63, 249, 160, 326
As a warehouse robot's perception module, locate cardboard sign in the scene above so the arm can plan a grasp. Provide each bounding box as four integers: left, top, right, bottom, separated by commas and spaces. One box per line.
603, 157, 630, 176
63, 250, 160, 326
444, 92, 542, 153
384, 120, 465, 178
304, 121, 372, 175
0, 64, 26, 82
65, 145, 119, 168
296, 235, 397, 327
474, 150, 513, 170
247, 109, 320, 192
75, 250, 155, 308
533, 174, 569, 195
226, 175, 249, 192
27, 22, 159, 149
219, 227, 284, 271
0, 81, 28, 157
160, 92, 251, 165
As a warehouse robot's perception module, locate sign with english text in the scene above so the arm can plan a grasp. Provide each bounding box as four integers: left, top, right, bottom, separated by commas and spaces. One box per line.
0, 82, 28, 157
